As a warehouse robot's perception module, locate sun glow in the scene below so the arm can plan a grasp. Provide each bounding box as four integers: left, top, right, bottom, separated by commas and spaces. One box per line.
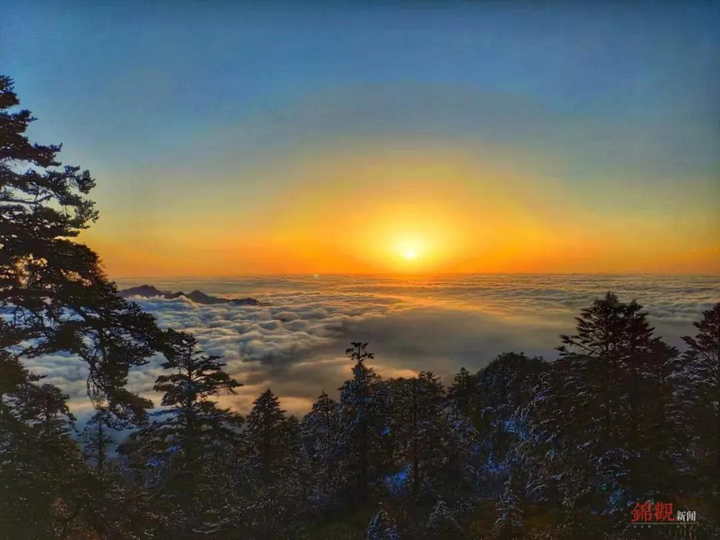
86, 146, 720, 277
396, 237, 425, 263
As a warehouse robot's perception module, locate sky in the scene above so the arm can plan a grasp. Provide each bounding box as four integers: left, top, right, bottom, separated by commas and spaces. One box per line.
2, 0, 719, 276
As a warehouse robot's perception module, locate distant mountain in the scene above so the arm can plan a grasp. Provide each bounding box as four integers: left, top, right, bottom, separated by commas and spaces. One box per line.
118, 284, 260, 306
117, 285, 166, 298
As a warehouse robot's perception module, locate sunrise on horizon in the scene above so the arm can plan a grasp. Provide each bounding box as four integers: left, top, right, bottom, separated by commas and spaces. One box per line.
4, 1, 719, 277
1, 1, 719, 538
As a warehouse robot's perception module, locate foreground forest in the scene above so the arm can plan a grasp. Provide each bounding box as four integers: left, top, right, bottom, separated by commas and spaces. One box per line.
1, 75, 719, 539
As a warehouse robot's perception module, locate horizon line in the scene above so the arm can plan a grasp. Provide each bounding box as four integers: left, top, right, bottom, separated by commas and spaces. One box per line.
111, 271, 720, 280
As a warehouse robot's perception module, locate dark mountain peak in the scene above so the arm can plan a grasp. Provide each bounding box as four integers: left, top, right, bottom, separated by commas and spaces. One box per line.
185, 290, 226, 305
117, 284, 164, 298
230, 297, 261, 306
118, 284, 261, 306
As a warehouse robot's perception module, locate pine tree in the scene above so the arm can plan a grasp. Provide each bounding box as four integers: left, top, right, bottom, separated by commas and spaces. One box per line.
301, 391, 341, 506
279, 413, 312, 504
78, 411, 165, 539
472, 353, 547, 482
426, 499, 463, 539
118, 330, 243, 535
239, 390, 314, 539
493, 477, 523, 540
525, 293, 677, 513
302, 391, 340, 459
0, 75, 163, 422
0, 74, 174, 537
676, 303, 720, 512
366, 505, 400, 540
152, 330, 243, 475
556, 293, 629, 447
0, 352, 88, 538
442, 400, 481, 496
339, 342, 383, 501
386, 371, 446, 497
83, 407, 115, 473
246, 388, 287, 479
448, 367, 475, 418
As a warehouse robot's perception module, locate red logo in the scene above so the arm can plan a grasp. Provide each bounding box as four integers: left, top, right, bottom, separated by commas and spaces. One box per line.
631, 502, 696, 526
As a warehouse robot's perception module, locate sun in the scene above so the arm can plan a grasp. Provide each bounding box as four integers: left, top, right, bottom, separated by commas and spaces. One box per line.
395, 237, 425, 264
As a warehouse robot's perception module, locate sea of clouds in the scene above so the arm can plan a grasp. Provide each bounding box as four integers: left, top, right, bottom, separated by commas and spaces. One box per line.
24, 274, 720, 418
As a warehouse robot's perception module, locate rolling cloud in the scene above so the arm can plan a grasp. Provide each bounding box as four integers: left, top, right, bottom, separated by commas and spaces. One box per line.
24, 275, 720, 418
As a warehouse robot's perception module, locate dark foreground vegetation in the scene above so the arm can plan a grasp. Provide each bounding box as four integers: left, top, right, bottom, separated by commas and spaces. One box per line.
1, 75, 719, 539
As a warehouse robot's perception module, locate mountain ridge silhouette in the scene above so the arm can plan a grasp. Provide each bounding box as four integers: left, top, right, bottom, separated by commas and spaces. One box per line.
118, 284, 261, 306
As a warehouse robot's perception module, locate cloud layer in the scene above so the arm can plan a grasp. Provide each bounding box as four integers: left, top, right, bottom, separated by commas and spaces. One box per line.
25, 274, 720, 418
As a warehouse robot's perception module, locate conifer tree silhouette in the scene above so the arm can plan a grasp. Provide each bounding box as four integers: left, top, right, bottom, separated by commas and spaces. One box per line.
0, 75, 163, 422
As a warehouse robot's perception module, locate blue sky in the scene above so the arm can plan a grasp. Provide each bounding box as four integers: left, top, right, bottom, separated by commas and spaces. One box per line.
2, 1, 719, 275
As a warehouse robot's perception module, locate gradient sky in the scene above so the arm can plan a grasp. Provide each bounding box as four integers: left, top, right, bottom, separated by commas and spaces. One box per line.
2, 1, 719, 276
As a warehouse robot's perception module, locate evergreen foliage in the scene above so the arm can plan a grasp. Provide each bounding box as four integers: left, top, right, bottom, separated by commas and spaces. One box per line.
301, 391, 342, 508
386, 371, 450, 496
339, 342, 383, 501
82, 407, 114, 473
366, 505, 400, 540
118, 330, 243, 537
426, 499, 463, 539
493, 477, 523, 540
246, 388, 289, 479
675, 303, 720, 511
523, 293, 678, 512
0, 75, 163, 422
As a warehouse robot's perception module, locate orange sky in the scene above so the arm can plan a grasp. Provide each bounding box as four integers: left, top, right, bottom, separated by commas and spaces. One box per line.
82, 146, 720, 277
11, 2, 720, 277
